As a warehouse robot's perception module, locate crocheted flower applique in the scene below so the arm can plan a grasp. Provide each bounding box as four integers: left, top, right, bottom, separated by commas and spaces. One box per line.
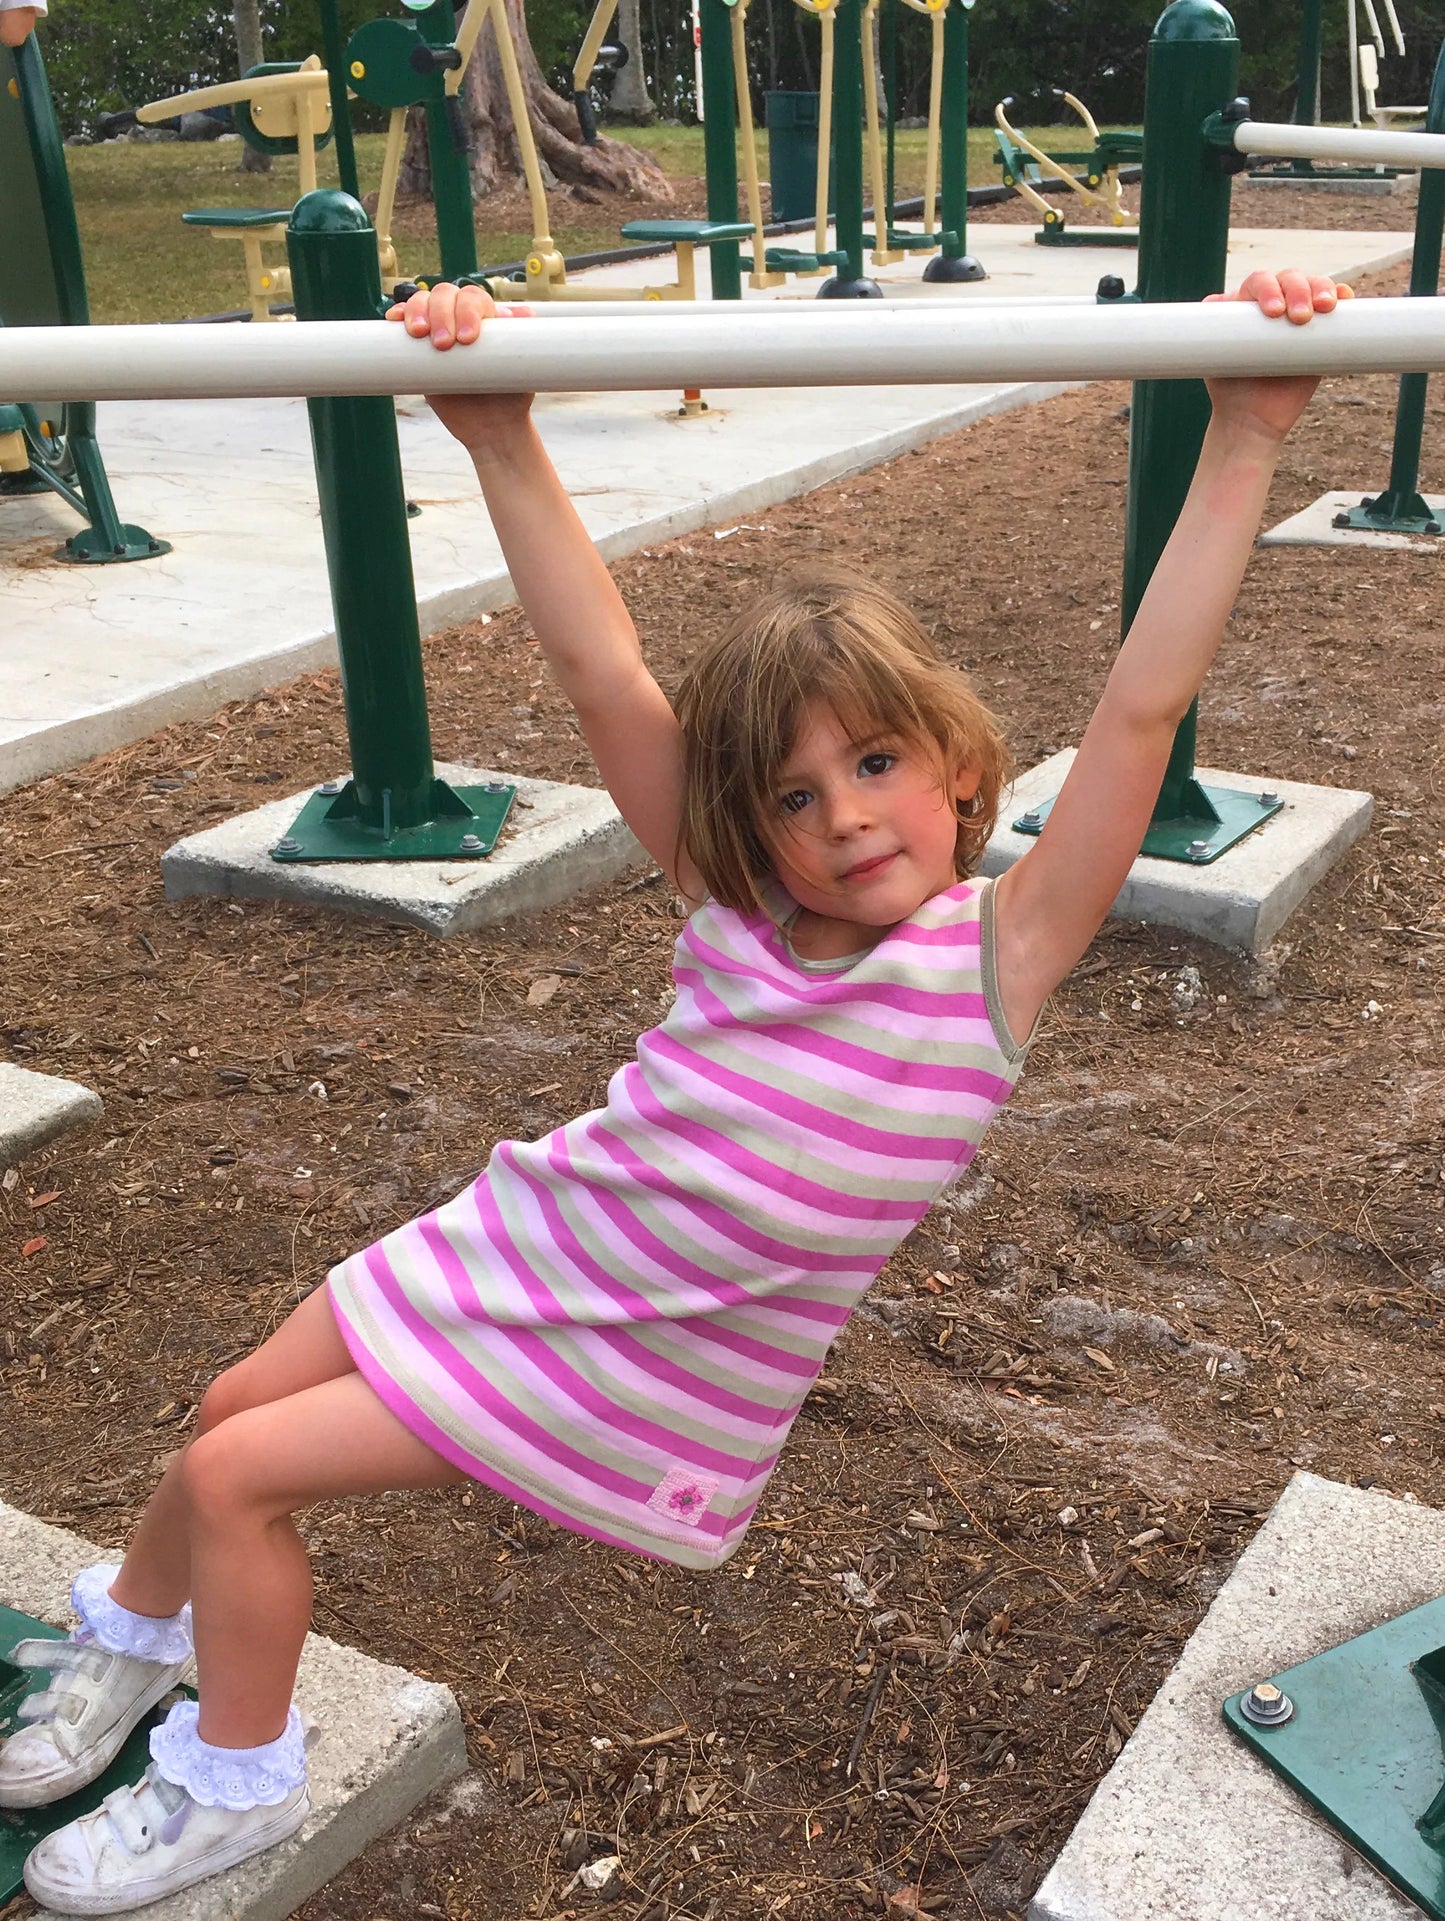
646, 1467, 719, 1528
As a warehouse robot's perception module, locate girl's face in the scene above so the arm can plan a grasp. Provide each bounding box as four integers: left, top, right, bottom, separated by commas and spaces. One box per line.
763, 701, 980, 934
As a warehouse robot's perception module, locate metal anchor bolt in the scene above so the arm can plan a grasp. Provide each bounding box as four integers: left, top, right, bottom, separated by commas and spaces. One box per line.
459, 834, 484, 852
484, 780, 508, 794
1019, 810, 1041, 828
1187, 840, 1211, 862
1240, 1681, 1294, 1727
274, 837, 300, 854
315, 780, 344, 796
1258, 791, 1279, 807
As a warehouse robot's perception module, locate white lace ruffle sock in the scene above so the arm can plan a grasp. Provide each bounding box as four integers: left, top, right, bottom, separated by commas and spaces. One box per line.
70, 1564, 194, 1666
149, 1700, 309, 1810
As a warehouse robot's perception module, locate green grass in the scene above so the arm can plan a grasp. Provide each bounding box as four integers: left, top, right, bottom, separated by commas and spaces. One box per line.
64, 119, 1129, 325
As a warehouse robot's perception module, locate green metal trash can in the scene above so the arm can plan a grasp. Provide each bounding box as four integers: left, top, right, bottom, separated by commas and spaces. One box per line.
765, 90, 834, 222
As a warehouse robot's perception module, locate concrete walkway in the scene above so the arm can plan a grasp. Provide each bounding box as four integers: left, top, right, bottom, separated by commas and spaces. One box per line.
0, 225, 1411, 797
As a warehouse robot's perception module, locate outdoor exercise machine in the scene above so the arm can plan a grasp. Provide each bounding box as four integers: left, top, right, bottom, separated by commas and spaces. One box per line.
137, 58, 338, 322
1351, 0, 1421, 129
0, 30, 167, 563
864, 0, 982, 280
992, 90, 1142, 246
1257, 0, 1400, 180
1334, 35, 1445, 536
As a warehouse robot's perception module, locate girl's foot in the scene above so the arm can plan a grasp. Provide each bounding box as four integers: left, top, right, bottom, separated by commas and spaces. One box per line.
25, 1698, 314, 1915
23, 1766, 310, 1915
0, 1567, 194, 1810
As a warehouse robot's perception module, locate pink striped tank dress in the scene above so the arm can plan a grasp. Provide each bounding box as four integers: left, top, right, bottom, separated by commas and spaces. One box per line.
327, 876, 1030, 1569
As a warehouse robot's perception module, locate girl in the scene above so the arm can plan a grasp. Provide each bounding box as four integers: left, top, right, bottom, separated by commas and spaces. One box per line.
4, 268, 1345, 1913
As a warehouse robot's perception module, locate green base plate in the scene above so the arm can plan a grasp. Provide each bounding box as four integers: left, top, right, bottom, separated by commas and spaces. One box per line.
270, 776, 516, 863
1337, 498, 1443, 537
58, 525, 170, 565
0, 1605, 194, 1903
1036, 227, 1141, 248
1224, 1597, 1445, 1918
1014, 779, 1282, 863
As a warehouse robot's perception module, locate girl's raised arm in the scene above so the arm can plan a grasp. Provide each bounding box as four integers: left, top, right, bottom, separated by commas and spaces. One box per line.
991, 269, 1348, 1043
394, 283, 703, 901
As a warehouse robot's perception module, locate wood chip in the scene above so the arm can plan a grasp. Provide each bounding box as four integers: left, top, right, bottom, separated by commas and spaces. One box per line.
527, 975, 562, 1006
1083, 1347, 1115, 1371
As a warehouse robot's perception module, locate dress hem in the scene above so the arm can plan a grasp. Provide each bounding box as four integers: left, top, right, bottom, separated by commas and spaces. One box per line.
325, 1276, 744, 1572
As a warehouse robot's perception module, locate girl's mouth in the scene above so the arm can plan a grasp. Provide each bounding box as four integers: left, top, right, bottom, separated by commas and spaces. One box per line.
843, 852, 897, 881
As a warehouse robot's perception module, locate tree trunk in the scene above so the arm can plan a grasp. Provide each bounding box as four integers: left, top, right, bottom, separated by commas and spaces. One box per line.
232, 0, 272, 174
608, 0, 657, 123
397, 0, 672, 201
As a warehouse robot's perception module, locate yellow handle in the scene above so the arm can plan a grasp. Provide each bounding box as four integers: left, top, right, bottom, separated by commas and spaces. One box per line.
137, 64, 329, 125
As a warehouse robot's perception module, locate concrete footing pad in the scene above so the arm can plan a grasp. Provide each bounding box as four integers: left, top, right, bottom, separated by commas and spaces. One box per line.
1261, 488, 1445, 550
1029, 1474, 1445, 1921
0, 1063, 102, 1167
980, 750, 1372, 952
0, 1499, 467, 1921
161, 761, 646, 935
1245, 173, 1402, 195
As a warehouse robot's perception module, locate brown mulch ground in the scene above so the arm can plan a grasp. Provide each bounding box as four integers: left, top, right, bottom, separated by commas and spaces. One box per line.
2, 242, 1443, 1921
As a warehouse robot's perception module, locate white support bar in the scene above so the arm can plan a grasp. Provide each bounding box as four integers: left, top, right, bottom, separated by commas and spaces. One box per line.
1231, 116, 1445, 169
3, 298, 1443, 402
486, 295, 1099, 318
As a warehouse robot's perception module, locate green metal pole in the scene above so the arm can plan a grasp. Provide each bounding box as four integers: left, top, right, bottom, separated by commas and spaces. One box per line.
1121, 0, 1256, 855
819, 0, 881, 295
883, 0, 897, 238
699, 0, 743, 300
924, 0, 984, 281
278, 190, 513, 862
419, 0, 478, 280
1293, 0, 1323, 126
1339, 36, 1445, 536
318, 0, 361, 202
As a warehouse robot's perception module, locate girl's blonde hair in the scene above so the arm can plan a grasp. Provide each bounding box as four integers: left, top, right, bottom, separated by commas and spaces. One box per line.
674, 569, 1012, 912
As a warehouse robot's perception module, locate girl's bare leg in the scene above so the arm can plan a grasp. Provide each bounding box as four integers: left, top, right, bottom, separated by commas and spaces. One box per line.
180, 1367, 466, 1747
108, 1286, 365, 1621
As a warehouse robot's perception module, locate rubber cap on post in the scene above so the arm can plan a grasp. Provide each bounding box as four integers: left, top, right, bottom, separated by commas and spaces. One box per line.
289, 189, 373, 236
1152, 0, 1236, 41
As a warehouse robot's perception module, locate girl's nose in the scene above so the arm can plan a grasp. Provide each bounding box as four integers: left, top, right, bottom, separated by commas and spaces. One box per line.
825, 787, 871, 836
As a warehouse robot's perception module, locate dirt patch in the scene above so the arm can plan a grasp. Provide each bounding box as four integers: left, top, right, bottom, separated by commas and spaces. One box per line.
1, 255, 1443, 1921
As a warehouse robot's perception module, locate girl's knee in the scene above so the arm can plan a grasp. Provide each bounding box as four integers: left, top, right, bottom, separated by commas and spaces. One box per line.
195, 1356, 265, 1435
180, 1416, 278, 1524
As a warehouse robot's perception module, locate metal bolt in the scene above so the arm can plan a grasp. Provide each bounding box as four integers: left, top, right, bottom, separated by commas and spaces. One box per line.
1240, 1681, 1294, 1727
1258, 791, 1279, 807
484, 780, 508, 794
1018, 810, 1041, 829
1187, 839, 1211, 862
316, 779, 344, 797
274, 837, 300, 855
459, 833, 483, 853
1332, 511, 1352, 530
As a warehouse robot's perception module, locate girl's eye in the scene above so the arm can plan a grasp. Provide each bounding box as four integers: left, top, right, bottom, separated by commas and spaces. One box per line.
778, 790, 811, 817
859, 751, 895, 777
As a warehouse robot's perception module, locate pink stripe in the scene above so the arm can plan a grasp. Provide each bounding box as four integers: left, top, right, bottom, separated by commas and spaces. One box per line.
622, 1068, 926, 1214
488, 1325, 761, 1475
528, 1128, 861, 1328
672, 968, 1010, 1103
642, 1029, 961, 1167
585, 1107, 902, 1278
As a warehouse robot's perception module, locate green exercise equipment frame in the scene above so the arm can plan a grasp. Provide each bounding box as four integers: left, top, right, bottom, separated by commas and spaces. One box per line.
1225, 1595, 1445, 1918
0, 1605, 192, 1906
0, 34, 167, 565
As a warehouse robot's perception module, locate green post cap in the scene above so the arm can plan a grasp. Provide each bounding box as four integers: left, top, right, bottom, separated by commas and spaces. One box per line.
288, 189, 372, 236
1152, 0, 1236, 42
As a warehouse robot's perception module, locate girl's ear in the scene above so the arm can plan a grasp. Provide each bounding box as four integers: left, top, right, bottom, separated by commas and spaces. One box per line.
953, 762, 983, 810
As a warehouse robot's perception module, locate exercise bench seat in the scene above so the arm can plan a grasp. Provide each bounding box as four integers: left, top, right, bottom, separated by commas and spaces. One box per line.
618, 220, 754, 299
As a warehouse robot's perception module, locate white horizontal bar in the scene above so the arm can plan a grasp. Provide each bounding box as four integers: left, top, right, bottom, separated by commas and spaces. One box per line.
1232, 117, 1445, 168
3, 297, 1442, 402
